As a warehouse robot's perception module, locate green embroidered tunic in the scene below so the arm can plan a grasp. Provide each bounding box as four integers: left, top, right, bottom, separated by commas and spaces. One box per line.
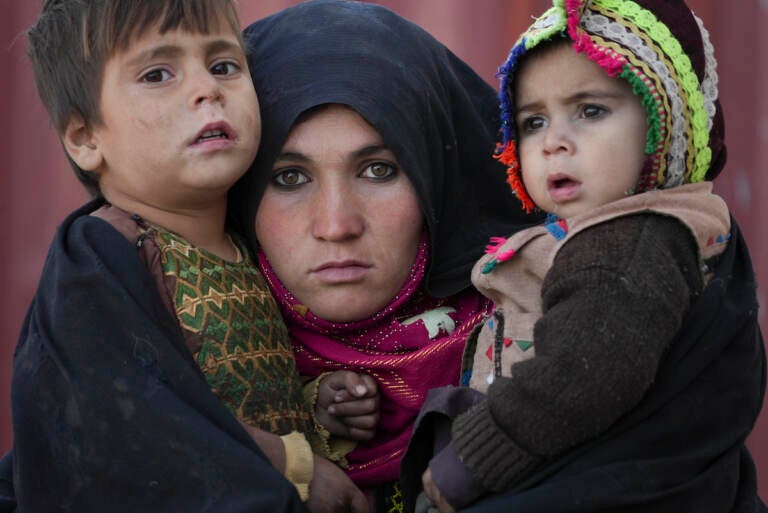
153, 225, 312, 436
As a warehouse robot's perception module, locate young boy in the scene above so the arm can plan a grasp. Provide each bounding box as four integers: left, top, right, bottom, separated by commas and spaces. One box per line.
402, 0, 766, 512
6, 1, 366, 512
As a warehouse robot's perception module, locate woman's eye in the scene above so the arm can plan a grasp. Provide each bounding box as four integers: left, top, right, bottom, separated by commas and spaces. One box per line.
210, 61, 241, 76
140, 68, 172, 83
361, 162, 397, 180
272, 169, 309, 187
582, 104, 607, 119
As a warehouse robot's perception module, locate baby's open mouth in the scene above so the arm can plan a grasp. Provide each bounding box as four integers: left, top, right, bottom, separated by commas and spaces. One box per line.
549, 176, 576, 189
547, 174, 581, 202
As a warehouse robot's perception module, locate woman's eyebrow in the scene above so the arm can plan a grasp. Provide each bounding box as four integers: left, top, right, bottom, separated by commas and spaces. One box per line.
351, 144, 391, 159
274, 144, 391, 164
274, 151, 309, 163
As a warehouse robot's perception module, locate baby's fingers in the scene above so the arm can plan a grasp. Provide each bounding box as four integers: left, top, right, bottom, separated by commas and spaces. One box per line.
346, 424, 377, 442
328, 397, 379, 418
341, 373, 377, 399
339, 413, 379, 441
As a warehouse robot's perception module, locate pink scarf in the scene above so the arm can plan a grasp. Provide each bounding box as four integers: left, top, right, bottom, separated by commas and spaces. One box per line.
257, 239, 489, 488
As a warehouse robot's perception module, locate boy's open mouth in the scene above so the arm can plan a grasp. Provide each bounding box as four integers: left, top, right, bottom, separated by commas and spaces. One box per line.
191, 122, 236, 146
196, 129, 229, 142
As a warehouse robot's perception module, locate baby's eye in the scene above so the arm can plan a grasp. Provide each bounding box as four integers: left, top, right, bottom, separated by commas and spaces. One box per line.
360, 162, 397, 180
140, 68, 173, 83
210, 61, 241, 76
272, 169, 309, 187
520, 115, 547, 133
581, 104, 607, 119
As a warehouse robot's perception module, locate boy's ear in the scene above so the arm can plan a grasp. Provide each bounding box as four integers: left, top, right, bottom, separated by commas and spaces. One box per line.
62, 114, 104, 172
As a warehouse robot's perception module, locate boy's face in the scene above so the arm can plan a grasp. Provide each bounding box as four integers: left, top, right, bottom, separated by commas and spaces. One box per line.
83, 20, 259, 211
514, 43, 648, 219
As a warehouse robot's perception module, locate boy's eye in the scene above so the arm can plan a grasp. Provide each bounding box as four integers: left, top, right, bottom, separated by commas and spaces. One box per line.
272, 169, 309, 187
141, 68, 173, 83
210, 61, 241, 76
360, 162, 397, 180
581, 104, 607, 119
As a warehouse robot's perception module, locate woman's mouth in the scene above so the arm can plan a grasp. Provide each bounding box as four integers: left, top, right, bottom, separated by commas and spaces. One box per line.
311, 261, 371, 283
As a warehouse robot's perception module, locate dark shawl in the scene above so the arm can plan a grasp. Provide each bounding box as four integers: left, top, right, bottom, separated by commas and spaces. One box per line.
231, 0, 540, 299
402, 219, 766, 513
6, 200, 307, 513
0, 454, 12, 512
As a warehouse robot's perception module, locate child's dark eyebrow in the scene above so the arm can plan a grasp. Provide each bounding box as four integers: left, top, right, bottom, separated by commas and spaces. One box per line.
516, 89, 627, 114
127, 45, 183, 68
204, 39, 244, 57
126, 39, 243, 69
515, 100, 543, 115
564, 90, 626, 103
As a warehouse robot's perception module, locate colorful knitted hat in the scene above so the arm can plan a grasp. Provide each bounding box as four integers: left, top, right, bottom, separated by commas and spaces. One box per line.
496, 0, 726, 213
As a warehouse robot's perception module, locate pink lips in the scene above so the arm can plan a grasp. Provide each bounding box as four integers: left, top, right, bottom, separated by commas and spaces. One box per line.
547, 174, 581, 203
311, 260, 371, 283
189, 121, 237, 151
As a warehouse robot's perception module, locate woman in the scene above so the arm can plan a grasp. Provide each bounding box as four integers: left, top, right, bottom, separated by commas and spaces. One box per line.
231, 0, 539, 509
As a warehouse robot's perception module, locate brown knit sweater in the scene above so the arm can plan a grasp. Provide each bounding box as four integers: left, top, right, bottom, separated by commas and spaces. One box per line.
452, 184, 731, 492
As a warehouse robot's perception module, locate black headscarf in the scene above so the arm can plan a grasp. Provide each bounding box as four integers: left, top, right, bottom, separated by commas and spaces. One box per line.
231, 0, 540, 298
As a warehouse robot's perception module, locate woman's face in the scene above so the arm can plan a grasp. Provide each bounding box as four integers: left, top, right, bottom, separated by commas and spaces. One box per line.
255, 104, 424, 322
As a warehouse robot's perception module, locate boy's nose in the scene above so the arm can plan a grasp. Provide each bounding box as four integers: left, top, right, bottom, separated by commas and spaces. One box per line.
191, 70, 224, 107
311, 186, 365, 242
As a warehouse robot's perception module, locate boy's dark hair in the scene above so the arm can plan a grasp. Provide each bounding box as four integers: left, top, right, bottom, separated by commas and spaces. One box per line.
27, 0, 243, 197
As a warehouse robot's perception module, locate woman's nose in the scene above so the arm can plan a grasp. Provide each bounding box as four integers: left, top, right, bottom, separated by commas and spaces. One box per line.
311, 186, 365, 242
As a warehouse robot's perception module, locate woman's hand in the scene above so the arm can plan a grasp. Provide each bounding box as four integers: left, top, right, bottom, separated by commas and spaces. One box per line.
316, 371, 380, 441
422, 468, 455, 513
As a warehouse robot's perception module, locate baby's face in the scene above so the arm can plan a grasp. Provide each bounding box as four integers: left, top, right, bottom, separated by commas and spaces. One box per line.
514, 43, 648, 219
86, 19, 260, 213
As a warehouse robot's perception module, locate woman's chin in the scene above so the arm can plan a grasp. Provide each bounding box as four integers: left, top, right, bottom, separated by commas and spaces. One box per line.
302, 293, 388, 324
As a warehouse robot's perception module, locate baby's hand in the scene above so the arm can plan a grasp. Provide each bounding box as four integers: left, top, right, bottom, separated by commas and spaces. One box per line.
422, 468, 455, 513
316, 371, 379, 441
